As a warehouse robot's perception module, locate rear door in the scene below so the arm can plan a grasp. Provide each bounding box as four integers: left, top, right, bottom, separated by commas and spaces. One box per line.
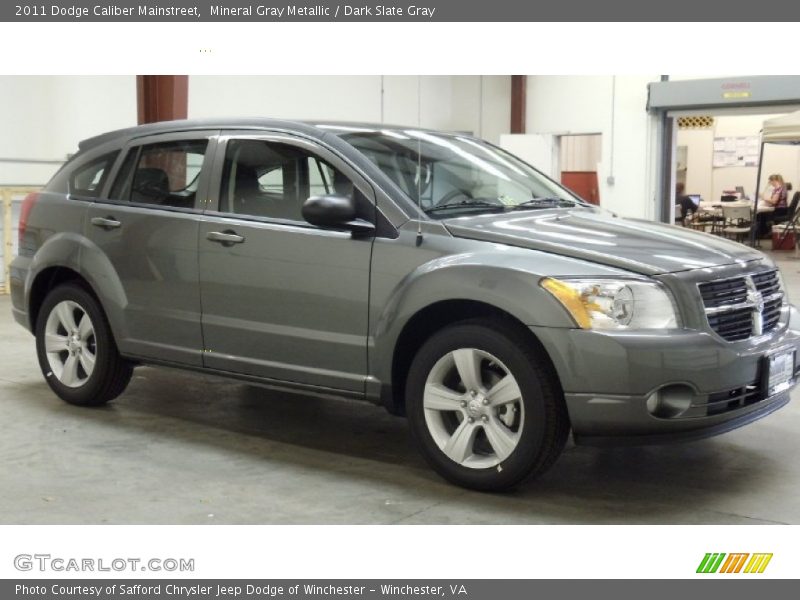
84, 131, 217, 366
198, 132, 374, 393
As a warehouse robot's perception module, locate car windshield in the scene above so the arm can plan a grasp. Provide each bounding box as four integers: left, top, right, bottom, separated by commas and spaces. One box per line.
329, 126, 586, 219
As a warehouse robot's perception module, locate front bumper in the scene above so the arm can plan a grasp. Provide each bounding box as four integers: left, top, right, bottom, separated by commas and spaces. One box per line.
531, 305, 800, 445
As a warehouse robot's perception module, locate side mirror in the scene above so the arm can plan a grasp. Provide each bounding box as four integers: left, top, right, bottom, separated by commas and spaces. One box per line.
302, 194, 375, 235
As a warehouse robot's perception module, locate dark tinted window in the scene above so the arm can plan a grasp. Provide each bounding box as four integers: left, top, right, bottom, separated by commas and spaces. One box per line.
220, 139, 354, 221
69, 152, 118, 198
110, 140, 208, 208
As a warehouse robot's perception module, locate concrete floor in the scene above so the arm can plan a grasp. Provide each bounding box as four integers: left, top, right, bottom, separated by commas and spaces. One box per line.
2, 251, 800, 525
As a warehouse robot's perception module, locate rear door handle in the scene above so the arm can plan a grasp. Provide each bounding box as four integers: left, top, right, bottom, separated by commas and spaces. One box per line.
206, 230, 245, 245
90, 216, 121, 229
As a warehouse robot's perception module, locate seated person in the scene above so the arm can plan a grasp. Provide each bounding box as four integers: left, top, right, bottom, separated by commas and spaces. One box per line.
762, 173, 788, 206
675, 183, 696, 222
757, 174, 788, 236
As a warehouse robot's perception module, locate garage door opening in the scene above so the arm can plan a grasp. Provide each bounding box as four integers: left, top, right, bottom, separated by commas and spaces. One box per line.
674, 112, 800, 208
648, 76, 800, 223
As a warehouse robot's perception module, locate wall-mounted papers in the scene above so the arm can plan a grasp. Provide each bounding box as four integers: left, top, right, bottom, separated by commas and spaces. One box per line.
713, 136, 761, 167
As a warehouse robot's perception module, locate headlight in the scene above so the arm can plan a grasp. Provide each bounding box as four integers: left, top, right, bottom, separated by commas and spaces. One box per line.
540, 277, 680, 330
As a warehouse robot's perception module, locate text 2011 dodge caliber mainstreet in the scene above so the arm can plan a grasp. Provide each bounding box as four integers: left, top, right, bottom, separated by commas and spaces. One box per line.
10, 119, 799, 490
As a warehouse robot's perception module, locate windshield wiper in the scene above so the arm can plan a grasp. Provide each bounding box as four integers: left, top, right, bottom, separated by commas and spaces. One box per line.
512, 197, 578, 210
424, 199, 506, 214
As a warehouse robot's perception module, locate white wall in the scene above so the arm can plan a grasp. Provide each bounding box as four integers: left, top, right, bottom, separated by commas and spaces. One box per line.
560, 134, 602, 172
0, 76, 137, 185
0, 75, 510, 187
499, 134, 558, 178
677, 113, 800, 203
188, 76, 511, 143
677, 128, 713, 202
524, 75, 661, 219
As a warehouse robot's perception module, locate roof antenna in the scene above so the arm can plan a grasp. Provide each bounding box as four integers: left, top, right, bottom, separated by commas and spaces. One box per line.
415, 76, 424, 248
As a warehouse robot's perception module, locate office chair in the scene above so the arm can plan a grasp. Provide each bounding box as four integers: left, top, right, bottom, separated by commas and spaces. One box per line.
674, 203, 684, 226
776, 191, 800, 249
722, 204, 753, 244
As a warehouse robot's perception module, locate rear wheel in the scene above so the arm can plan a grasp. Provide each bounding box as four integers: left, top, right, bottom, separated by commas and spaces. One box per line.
35, 283, 132, 406
406, 319, 569, 491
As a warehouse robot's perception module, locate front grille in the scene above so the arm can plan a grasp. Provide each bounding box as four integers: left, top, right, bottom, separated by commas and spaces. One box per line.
752, 270, 781, 295
706, 307, 753, 341
705, 382, 763, 416
699, 277, 748, 309
698, 270, 784, 341
682, 362, 799, 418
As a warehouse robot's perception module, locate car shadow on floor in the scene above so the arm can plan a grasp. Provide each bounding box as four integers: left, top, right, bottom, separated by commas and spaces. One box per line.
12, 366, 791, 523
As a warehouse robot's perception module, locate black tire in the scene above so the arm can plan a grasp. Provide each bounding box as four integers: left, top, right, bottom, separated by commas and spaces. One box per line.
35, 283, 133, 406
406, 318, 569, 491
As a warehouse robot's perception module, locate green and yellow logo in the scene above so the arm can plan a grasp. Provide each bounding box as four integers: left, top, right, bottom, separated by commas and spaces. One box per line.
697, 553, 773, 574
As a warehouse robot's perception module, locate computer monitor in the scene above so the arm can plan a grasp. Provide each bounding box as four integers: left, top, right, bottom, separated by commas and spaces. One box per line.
688, 195, 701, 209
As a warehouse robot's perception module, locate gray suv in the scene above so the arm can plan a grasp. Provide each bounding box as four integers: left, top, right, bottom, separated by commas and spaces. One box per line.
10, 119, 800, 490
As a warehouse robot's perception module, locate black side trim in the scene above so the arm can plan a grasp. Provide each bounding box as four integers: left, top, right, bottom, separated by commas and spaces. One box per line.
122, 354, 374, 403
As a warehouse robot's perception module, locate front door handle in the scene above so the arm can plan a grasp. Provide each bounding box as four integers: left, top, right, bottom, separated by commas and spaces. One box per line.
90, 216, 121, 229
206, 230, 245, 246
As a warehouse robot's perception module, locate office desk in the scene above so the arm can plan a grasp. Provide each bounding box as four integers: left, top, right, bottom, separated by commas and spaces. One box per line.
688, 202, 769, 239
697, 201, 774, 214
691, 202, 775, 246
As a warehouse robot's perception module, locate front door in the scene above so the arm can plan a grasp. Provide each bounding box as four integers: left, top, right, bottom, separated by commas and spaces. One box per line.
198, 133, 374, 393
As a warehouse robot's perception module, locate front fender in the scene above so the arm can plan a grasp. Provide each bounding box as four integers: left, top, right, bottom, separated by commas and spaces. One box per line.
367, 222, 643, 391
369, 250, 575, 386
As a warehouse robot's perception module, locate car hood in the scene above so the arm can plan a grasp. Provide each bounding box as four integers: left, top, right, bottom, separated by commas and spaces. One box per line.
443, 207, 764, 275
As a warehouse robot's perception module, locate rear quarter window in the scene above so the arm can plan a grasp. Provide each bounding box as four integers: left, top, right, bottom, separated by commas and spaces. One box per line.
69, 152, 118, 198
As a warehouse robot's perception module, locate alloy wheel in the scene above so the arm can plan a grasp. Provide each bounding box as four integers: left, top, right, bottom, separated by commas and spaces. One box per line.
423, 348, 524, 469
43, 300, 97, 388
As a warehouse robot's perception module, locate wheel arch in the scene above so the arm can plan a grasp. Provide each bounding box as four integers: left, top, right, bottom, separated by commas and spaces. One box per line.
29, 266, 96, 331
384, 298, 561, 416
25, 233, 128, 341
369, 257, 573, 415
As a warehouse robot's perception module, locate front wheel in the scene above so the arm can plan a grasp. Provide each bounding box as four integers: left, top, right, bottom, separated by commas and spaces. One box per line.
35, 283, 133, 406
406, 319, 569, 491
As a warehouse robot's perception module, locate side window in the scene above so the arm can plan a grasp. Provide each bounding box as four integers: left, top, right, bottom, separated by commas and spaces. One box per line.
109, 140, 208, 208
308, 157, 335, 197
258, 166, 284, 195
69, 152, 118, 198
220, 139, 354, 221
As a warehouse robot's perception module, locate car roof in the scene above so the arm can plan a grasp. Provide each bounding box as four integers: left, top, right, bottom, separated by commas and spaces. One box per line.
77, 118, 452, 152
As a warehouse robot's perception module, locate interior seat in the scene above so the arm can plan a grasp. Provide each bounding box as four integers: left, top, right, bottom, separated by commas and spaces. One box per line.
131, 168, 170, 204
232, 165, 265, 215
